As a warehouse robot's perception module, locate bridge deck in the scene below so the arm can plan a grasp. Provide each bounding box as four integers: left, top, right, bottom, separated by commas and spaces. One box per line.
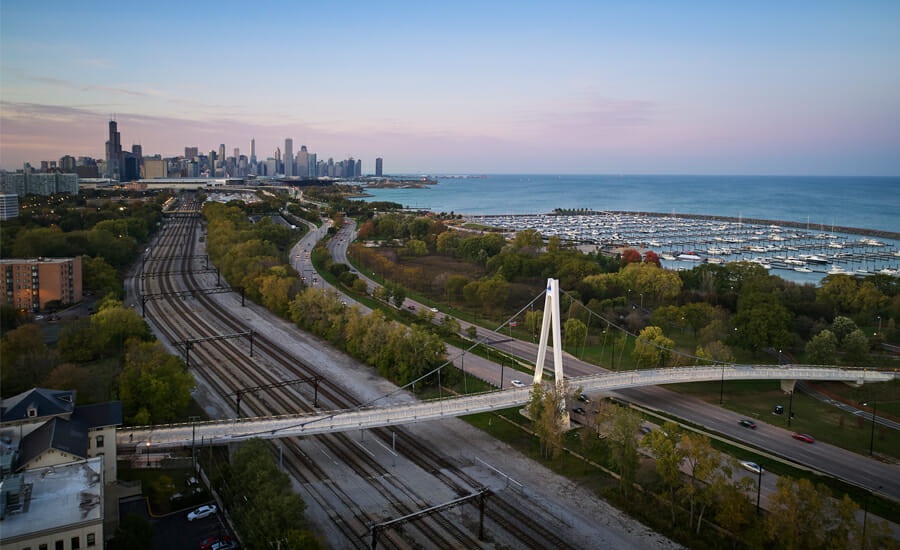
118, 365, 896, 450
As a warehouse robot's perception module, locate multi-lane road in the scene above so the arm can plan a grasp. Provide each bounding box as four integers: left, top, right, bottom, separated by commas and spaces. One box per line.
313, 218, 900, 502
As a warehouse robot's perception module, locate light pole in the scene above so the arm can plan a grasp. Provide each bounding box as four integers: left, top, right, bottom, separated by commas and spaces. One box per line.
756, 466, 763, 514
145, 441, 151, 467
864, 399, 877, 457
639, 293, 644, 310
719, 362, 726, 404
787, 390, 794, 427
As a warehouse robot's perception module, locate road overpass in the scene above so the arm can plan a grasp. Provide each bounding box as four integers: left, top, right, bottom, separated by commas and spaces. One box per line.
118, 364, 895, 450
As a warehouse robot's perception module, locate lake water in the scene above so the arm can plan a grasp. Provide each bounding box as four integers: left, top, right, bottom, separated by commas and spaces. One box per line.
362, 174, 900, 233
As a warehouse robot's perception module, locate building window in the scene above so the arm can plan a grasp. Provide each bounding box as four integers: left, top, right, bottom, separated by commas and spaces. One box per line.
86, 533, 96, 546
40, 545, 48, 550
71, 537, 80, 549
27, 407, 37, 417
96, 435, 104, 448
55, 542, 63, 550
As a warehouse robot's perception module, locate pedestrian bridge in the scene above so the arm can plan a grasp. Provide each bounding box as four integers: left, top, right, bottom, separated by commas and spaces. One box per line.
118, 365, 896, 451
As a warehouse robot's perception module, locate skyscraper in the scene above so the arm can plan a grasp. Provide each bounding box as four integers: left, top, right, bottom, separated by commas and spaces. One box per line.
233, 147, 240, 160
218, 144, 226, 165
375, 157, 383, 177
209, 151, 216, 176
296, 146, 309, 178
105, 120, 122, 180
185, 146, 199, 159
250, 138, 256, 164
284, 138, 293, 177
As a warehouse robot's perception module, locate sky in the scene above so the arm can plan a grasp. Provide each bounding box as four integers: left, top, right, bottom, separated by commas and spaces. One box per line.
1, 1, 899, 176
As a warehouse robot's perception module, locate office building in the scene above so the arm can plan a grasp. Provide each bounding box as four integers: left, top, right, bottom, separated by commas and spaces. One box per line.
356, 159, 362, 177
184, 146, 199, 159
208, 151, 216, 176
295, 146, 309, 178
59, 155, 76, 173
0, 194, 18, 220
308, 153, 317, 178
142, 159, 167, 179
1, 173, 79, 197
218, 144, 226, 166
104, 120, 122, 180
284, 138, 293, 177
250, 138, 256, 164
1, 257, 82, 311
375, 157, 383, 177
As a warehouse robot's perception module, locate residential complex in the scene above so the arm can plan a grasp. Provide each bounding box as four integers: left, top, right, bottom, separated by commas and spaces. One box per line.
1, 257, 82, 311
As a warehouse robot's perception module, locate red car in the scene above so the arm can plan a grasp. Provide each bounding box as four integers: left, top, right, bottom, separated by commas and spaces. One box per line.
200, 536, 232, 550
792, 433, 814, 443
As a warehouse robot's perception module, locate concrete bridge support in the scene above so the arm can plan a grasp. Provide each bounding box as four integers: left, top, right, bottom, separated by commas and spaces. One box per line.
780, 379, 797, 394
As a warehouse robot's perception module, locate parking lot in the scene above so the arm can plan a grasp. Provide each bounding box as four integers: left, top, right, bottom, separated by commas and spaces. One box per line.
119, 497, 233, 550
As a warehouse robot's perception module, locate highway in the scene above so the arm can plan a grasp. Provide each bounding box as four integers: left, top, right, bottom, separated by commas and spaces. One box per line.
322, 222, 900, 501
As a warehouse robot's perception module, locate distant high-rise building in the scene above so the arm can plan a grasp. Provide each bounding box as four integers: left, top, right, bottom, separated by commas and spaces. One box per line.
185, 146, 199, 159
295, 146, 309, 178
284, 138, 293, 177
208, 151, 216, 176
233, 147, 240, 160
105, 120, 123, 180
131, 144, 143, 166
250, 138, 256, 164
218, 144, 226, 166
375, 157, 383, 177
143, 159, 167, 179
59, 155, 76, 173
0, 194, 19, 220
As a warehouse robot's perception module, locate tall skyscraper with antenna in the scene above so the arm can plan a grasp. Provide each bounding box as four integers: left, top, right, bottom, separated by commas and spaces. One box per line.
250, 138, 256, 164
105, 119, 122, 180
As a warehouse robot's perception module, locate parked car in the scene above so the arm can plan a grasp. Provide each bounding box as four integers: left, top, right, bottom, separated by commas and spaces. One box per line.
739, 461, 762, 474
739, 419, 757, 429
200, 536, 232, 550
572, 407, 586, 415
510, 380, 526, 388
792, 433, 815, 443
577, 393, 591, 403
639, 426, 653, 435
187, 504, 217, 521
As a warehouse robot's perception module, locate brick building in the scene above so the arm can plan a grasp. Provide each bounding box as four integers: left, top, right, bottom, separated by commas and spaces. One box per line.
1, 257, 82, 311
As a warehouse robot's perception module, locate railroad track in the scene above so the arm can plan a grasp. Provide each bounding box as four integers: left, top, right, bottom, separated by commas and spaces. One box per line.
131, 194, 577, 549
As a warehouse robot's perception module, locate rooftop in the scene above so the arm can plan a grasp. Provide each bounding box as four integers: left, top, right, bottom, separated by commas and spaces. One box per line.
0, 388, 75, 424
0, 456, 103, 541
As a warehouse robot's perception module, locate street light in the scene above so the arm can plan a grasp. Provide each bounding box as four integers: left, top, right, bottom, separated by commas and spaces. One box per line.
145, 441, 151, 467
756, 466, 764, 514
864, 399, 877, 457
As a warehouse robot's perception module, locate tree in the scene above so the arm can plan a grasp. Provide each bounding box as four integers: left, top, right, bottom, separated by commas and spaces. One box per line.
0, 324, 56, 397
679, 432, 724, 534
528, 382, 567, 460
643, 250, 661, 267
477, 279, 509, 311
632, 326, 675, 368
621, 248, 642, 266
732, 292, 793, 352
525, 310, 543, 336
766, 477, 827, 550
119, 341, 194, 424
806, 329, 838, 365
108, 514, 154, 550
597, 401, 642, 495
644, 422, 683, 523
564, 318, 587, 347
436, 230, 460, 253
81, 255, 123, 298
401, 239, 428, 257
696, 341, 734, 365
715, 476, 756, 545
841, 329, 870, 366
830, 316, 858, 345
512, 228, 543, 250
445, 275, 468, 303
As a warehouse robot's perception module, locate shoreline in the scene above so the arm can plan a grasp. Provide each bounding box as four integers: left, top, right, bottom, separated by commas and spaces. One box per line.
466, 210, 900, 241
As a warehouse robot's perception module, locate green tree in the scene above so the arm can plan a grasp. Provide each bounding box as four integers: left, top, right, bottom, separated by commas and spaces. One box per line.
436, 231, 460, 253
806, 329, 838, 365
525, 310, 544, 335
528, 382, 567, 460
597, 401, 642, 495
643, 422, 683, 524
512, 228, 543, 250
696, 341, 734, 365
715, 476, 757, 545
81, 255, 123, 298
632, 326, 675, 368
445, 275, 468, 303
401, 239, 428, 257
732, 292, 793, 351
0, 324, 56, 397
830, 316, 859, 345
564, 318, 587, 347
841, 329, 870, 366
119, 340, 195, 424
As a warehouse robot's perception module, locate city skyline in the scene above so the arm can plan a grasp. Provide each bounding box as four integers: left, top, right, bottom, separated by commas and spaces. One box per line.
1, 1, 899, 176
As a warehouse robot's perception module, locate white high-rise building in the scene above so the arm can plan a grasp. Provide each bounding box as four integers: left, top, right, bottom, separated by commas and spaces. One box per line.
284, 138, 293, 177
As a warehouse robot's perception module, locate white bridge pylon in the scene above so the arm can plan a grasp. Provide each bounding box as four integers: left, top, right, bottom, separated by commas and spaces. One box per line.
533, 278, 565, 388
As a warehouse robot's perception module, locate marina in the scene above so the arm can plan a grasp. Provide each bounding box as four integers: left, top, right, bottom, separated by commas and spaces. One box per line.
466, 212, 900, 283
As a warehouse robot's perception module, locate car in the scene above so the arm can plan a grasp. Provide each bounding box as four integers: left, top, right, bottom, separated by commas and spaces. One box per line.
639, 426, 653, 435
187, 504, 217, 521
211, 541, 238, 550
572, 407, 586, 415
739, 419, 757, 429
792, 433, 814, 443
510, 380, 526, 388
739, 461, 762, 474
577, 393, 590, 403
407, 305, 416, 310
430, 307, 439, 313
200, 536, 232, 550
